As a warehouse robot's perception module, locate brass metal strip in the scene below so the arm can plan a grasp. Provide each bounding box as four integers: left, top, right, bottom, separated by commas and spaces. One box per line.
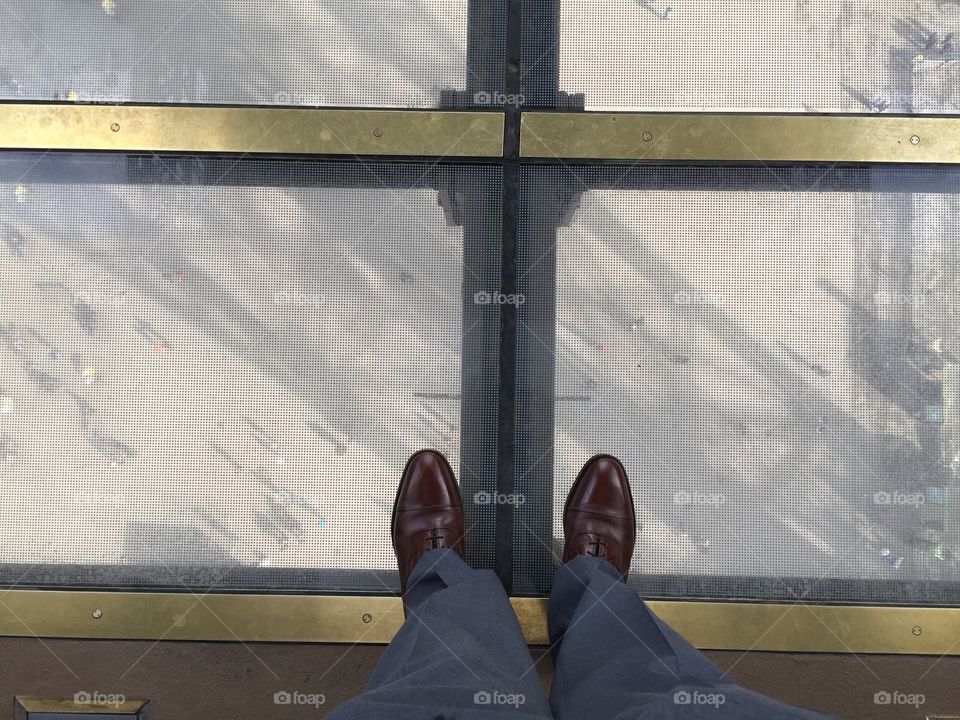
1, 590, 957, 654
521, 112, 960, 164
16, 697, 149, 715
0, 104, 505, 157
648, 601, 958, 655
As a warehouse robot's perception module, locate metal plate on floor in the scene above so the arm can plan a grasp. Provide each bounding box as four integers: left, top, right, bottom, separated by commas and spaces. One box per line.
15, 697, 150, 719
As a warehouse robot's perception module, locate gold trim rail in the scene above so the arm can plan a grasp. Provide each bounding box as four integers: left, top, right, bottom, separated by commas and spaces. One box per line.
521, 112, 960, 164
1, 591, 958, 655
0, 104, 505, 157
4, 106, 960, 164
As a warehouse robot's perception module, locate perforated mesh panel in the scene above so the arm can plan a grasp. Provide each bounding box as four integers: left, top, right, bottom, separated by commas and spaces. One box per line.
0, 1, 504, 108
515, 165, 960, 602
0, 153, 500, 591
523, 0, 960, 112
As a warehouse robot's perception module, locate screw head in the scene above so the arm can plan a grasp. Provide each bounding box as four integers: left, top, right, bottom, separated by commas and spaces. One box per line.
910, 135, 921, 145
110, 123, 120, 133
373, 128, 383, 138
912, 625, 922, 636
92, 609, 103, 619
361, 613, 373, 624
642, 131, 653, 142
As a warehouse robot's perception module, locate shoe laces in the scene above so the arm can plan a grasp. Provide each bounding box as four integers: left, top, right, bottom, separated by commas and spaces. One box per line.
422, 527, 448, 551
586, 533, 607, 558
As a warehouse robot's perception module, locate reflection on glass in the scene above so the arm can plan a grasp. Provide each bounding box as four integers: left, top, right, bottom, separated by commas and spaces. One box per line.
535, 0, 960, 112
0, 154, 503, 591
517, 166, 960, 601
0, 1, 474, 107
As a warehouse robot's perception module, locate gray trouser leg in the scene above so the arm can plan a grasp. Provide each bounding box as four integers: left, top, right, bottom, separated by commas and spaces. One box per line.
328, 549, 552, 719
547, 555, 835, 720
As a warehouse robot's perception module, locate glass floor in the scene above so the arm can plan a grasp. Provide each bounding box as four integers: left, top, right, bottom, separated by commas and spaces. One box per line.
515, 165, 960, 601
0, 0, 498, 108
2, 156, 960, 603
523, 0, 960, 113
0, 154, 501, 591
1, 0, 960, 606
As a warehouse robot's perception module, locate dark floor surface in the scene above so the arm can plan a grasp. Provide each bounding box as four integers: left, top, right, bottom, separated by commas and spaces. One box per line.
1, 637, 957, 719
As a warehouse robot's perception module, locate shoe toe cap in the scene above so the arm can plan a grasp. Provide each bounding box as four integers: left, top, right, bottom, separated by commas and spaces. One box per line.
397, 450, 461, 509
568, 456, 633, 517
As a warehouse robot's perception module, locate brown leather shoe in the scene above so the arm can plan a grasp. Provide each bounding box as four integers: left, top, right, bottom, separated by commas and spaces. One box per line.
562, 454, 636, 578
391, 449, 465, 596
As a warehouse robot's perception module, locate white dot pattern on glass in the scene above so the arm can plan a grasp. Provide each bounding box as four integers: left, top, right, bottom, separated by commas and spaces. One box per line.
0, 0, 489, 108
523, 0, 960, 113
516, 165, 960, 602
0, 155, 500, 591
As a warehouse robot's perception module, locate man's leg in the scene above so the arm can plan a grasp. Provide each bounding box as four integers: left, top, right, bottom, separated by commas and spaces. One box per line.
330, 548, 551, 719
547, 455, 834, 720
549, 554, 833, 719
328, 450, 551, 720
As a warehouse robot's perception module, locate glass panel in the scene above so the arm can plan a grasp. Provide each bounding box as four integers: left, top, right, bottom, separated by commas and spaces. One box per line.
0, 153, 501, 590
523, 0, 960, 112
0, 1, 505, 108
516, 165, 960, 602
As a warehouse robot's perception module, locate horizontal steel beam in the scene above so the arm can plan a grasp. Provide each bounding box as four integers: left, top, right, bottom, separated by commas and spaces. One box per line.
521, 112, 960, 164
0, 590, 957, 654
0, 104, 505, 157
